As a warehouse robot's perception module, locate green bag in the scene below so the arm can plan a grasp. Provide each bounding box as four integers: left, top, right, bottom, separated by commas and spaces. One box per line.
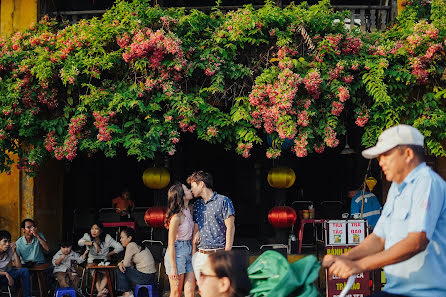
248, 250, 322, 297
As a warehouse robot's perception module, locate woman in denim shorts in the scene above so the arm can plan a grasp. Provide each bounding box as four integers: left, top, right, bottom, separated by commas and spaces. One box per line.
164, 183, 195, 297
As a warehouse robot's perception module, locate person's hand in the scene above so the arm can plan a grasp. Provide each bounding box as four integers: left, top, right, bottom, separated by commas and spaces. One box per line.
5, 272, 14, 286
83, 249, 89, 256
10, 242, 16, 252
193, 232, 200, 245
168, 267, 179, 281
105, 254, 111, 261
31, 227, 39, 238
327, 257, 363, 279
118, 262, 126, 273
322, 254, 339, 268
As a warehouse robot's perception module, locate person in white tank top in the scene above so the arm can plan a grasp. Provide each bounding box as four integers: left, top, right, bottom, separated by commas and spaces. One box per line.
164, 183, 196, 297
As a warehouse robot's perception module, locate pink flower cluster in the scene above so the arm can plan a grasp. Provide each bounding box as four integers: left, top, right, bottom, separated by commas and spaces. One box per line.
44, 131, 57, 152
292, 133, 308, 157
314, 143, 325, 154
324, 126, 339, 148
266, 147, 281, 159
237, 142, 253, 158
93, 111, 112, 142
297, 110, 309, 127
179, 121, 196, 133
331, 101, 344, 116
68, 115, 87, 136
410, 57, 429, 85
355, 110, 369, 127
341, 36, 363, 55
248, 66, 302, 139
303, 70, 322, 99
337, 86, 350, 102
207, 126, 218, 137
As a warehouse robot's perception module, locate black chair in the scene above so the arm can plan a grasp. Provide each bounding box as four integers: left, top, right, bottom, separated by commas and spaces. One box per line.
232, 245, 250, 268
141, 240, 164, 283
259, 244, 288, 258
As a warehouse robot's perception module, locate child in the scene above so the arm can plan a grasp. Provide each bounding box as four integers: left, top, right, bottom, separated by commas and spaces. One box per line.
52, 240, 88, 290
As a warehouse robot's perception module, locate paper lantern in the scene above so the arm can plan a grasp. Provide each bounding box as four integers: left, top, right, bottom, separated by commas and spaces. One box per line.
366, 177, 377, 191
142, 167, 170, 189
267, 167, 296, 189
268, 206, 297, 228
144, 207, 168, 228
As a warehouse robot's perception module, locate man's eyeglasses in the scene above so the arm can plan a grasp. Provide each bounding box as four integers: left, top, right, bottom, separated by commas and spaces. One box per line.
199, 271, 218, 280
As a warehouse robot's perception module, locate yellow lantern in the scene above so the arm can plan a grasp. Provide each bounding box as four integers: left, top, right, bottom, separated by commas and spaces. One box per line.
142, 167, 170, 189
267, 167, 296, 189
366, 177, 377, 191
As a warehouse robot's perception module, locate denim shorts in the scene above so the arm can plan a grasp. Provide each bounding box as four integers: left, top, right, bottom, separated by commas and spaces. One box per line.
164, 240, 193, 275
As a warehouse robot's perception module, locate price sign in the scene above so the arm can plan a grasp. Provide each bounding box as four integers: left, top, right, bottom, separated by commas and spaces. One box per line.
327, 220, 347, 245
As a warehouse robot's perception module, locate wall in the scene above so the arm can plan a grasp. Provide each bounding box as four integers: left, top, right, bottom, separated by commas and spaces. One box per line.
0, 0, 39, 36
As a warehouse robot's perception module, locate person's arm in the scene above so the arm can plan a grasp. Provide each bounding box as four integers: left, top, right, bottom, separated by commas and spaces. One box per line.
327, 232, 428, 278
53, 253, 66, 266
33, 230, 49, 252
168, 214, 181, 278
105, 235, 123, 259
78, 233, 93, 247
192, 223, 199, 256
224, 215, 235, 251
11, 243, 21, 268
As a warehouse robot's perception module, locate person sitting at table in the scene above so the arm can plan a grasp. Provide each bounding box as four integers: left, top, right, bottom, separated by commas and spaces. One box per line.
0, 230, 31, 297
112, 188, 135, 221
117, 227, 156, 297
15, 219, 49, 265
52, 240, 89, 291
78, 222, 123, 297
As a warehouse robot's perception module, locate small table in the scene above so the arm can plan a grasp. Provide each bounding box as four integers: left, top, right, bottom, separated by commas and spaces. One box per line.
86, 264, 117, 297
29, 263, 51, 297
297, 219, 326, 254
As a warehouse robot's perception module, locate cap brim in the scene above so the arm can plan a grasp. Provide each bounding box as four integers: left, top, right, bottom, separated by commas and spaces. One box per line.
361, 143, 397, 159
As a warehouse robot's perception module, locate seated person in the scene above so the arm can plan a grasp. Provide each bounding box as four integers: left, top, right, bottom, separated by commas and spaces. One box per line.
117, 227, 156, 297
0, 230, 31, 297
348, 181, 382, 228
52, 240, 89, 290
15, 219, 49, 265
112, 189, 135, 220
78, 222, 123, 297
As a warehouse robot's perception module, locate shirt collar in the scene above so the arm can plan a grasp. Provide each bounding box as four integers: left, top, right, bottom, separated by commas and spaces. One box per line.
204, 192, 217, 204
397, 162, 426, 192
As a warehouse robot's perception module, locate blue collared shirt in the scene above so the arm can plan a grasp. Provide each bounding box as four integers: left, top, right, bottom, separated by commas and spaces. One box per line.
374, 162, 446, 296
193, 192, 235, 249
350, 190, 382, 228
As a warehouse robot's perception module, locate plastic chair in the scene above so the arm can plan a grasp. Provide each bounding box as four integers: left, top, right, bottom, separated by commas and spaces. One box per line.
142, 240, 164, 283
260, 244, 288, 258
0, 286, 12, 297
54, 287, 76, 297
134, 284, 158, 297
232, 245, 250, 268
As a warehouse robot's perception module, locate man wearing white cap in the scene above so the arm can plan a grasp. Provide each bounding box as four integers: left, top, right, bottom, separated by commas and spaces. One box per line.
323, 124, 446, 297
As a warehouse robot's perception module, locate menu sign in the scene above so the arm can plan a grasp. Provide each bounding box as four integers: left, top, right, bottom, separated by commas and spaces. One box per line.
326, 246, 371, 297
327, 220, 347, 245
347, 220, 366, 245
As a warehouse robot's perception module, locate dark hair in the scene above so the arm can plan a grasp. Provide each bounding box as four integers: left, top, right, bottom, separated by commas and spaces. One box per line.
90, 222, 107, 244
120, 227, 141, 245
20, 218, 35, 229
165, 182, 185, 229
60, 240, 73, 248
187, 170, 213, 189
208, 251, 252, 297
0, 230, 11, 241
398, 145, 425, 162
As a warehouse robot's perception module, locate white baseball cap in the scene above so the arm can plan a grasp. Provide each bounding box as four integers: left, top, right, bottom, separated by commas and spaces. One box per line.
362, 124, 424, 159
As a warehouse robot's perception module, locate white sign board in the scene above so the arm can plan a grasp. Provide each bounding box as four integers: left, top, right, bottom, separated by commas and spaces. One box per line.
347, 220, 366, 245
327, 220, 347, 245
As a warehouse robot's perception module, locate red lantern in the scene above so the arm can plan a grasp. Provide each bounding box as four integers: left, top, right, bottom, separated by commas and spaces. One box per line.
268, 206, 297, 228
144, 207, 167, 228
